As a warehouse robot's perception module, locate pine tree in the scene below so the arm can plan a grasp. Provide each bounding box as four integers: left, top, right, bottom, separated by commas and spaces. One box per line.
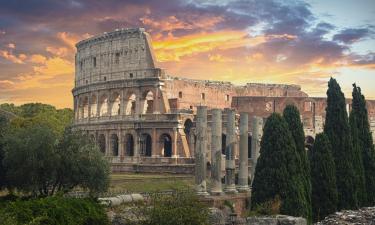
283, 105, 312, 223
349, 113, 367, 206
350, 84, 375, 205
309, 133, 338, 222
324, 77, 357, 209
251, 113, 307, 219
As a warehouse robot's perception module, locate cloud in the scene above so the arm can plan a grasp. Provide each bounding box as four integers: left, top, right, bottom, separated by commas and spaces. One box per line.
0, 49, 27, 64
333, 28, 372, 44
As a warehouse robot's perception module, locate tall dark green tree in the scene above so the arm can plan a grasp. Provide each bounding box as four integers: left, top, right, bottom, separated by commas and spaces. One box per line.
324, 78, 357, 209
283, 105, 312, 223
349, 113, 367, 206
350, 84, 375, 205
309, 133, 338, 222
251, 113, 308, 219
0, 115, 9, 189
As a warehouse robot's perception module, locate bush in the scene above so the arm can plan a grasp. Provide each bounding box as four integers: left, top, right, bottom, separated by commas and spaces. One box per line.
248, 196, 281, 217
142, 191, 209, 225
0, 196, 109, 225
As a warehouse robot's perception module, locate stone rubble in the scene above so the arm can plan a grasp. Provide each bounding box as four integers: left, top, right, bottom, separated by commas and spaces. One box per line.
315, 207, 375, 225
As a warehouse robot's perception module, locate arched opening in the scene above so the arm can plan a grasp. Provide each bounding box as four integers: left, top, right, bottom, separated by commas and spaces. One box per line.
222, 133, 226, 155
99, 94, 108, 116
142, 91, 154, 114
160, 133, 172, 157
98, 134, 106, 154
110, 134, 119, 156
125, 93, 136, 115
82, 96, 89, 118
141, 133, 152, 156
90, 95, 97, 117
111, 92, 121, 116
248, 135, 252, 159
184, 119, 193, 135
305, 136, 315, 151
125, 134, 134, 156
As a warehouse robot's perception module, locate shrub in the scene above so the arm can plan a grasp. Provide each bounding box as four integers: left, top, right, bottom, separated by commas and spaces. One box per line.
0, 196, 109, 225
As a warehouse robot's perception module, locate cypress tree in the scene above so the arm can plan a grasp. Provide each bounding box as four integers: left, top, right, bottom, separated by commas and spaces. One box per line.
283, 105, 312, 223
350, 84, 375, 205
310, 133, 338, 222
251, 113, 307, 219
324, 77, 357, 209
349, 112, 367, 206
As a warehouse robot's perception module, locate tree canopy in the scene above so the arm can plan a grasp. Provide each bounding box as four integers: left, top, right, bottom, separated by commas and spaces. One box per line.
324, 78, 357, 209
309, 133, 338, 222
251, 113, 308, 219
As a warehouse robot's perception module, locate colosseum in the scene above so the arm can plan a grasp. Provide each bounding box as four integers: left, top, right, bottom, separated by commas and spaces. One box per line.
73, 28, 375, 174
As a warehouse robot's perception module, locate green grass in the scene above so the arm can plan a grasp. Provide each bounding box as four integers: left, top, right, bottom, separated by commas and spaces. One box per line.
109, 173, 194, 193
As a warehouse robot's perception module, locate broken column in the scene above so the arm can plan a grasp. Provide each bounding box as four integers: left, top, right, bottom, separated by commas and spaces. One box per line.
195, 106, 209, 195
210, 109, 223, 195
251, 116, 263, 185
224, 109, 237, 193
237, 112, 250, 192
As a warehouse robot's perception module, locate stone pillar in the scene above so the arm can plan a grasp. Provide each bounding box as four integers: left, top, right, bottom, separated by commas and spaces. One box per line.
152, 128, 158, 157
96, 91, 100, 117
251, 116, 263, 185
224, 109, 237, 193
210, 109, 223, 195
133, 132, 140, 162
172, 128, 178, 158
195, 106, 209, 195
237, 113, 250, 192
121, 89, 125, 116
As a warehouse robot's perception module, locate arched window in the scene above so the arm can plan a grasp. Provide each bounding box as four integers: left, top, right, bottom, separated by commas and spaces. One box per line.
142, 91, 154, 114
140, 133, 152, 156
99, 94, 108, 116
125, 134, 134, 156
111, 92, 121, 116
125, 93, 136, 115
110, 134, 119, 156
160, 134, 172, 157
98, 134, 106, 154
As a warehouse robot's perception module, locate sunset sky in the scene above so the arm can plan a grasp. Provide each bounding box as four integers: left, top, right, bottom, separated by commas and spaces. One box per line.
0, 0, 374, 108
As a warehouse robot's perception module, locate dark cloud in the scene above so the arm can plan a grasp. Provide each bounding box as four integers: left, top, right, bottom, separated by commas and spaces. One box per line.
333, 27, 373, 44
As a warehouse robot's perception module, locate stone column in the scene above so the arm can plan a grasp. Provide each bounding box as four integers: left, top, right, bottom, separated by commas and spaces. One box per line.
195, 106, 209, 195
251, 116, 263, 185
210, 109, 223, 195
237, 113, 250, 192
224, 109, 237, 193
121, 89, 126, 116
172, 128, 178, 158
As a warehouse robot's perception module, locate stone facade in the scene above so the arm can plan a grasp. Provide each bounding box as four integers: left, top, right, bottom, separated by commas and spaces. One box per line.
73, 28, 375, 173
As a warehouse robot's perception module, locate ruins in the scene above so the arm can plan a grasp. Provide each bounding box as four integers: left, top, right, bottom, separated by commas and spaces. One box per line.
73, 28, 375, 178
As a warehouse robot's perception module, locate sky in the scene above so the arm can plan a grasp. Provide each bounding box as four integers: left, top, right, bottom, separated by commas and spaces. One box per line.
0, 0, 374, 108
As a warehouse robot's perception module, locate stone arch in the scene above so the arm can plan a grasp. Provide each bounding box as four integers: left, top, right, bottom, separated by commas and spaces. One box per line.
140, 133, 152, 156
222, 133, 226, 155
125, 133, 134, 156
305, 136, 315, 151
125, 93, 137, 115
142, 90, 154, 114
98, 134, 106, 154
82, 96, 89, 118
159, 133, 172, 157
99, 94, 109, 116
90, 95, 97, 117
110, 134, 119, 156
111, 92, 121, 116
184, 119, 193, 135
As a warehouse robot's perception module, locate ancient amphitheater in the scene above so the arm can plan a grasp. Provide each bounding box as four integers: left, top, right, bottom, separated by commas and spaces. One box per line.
73, 28, 375, 174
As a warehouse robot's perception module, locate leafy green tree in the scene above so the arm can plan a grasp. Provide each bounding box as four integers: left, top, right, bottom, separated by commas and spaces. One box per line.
350, 83, 375, 205
3, 124, 58, 196
324, 78, 357, 209
0, 115, 9, 189
56, 128, 110, 194
3, 124, 109, 196
283, 105, 312, 223
309, 133, 338, 222
251, 113, 307, 219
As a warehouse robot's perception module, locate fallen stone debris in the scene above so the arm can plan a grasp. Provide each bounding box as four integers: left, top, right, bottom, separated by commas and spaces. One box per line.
316, 207, 375, 225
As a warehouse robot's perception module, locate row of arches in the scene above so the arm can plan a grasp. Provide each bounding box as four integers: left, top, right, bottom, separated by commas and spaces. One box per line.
95, 132, 173, 157
77, 89, 156, 119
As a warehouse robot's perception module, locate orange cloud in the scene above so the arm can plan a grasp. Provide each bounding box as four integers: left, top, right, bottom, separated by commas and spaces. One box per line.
0, 49, 27, 64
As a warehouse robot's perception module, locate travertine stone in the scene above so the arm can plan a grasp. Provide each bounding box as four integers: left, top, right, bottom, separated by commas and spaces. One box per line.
238, 112, 250, 192
224, 109, 237, 193
210, 109, 223, 195
195, 106, 209, 195
251, 116, 263, 184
